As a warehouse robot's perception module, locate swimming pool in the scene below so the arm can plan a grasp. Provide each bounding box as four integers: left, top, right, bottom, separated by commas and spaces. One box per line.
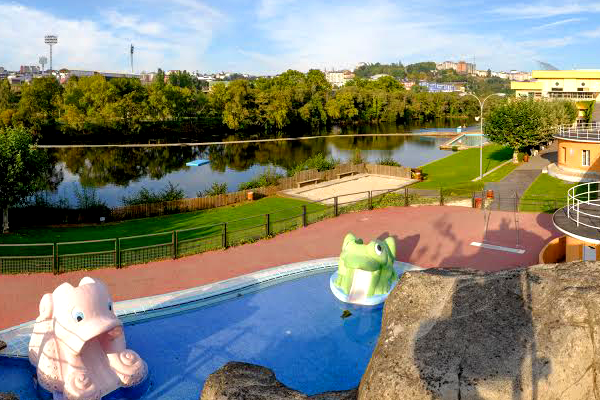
0, 259, 418, 399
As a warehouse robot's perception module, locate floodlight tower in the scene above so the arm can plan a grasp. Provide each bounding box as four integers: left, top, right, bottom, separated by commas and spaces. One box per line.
39, 56, 47, 73
44, 35, 58, 74
130, 44, 134, 74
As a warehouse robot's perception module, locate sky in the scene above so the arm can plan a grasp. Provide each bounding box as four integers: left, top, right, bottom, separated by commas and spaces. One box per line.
1, 0, 599, 75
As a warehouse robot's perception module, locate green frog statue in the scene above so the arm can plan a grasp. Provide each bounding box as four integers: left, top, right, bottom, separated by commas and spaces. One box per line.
330, 233, 399, 305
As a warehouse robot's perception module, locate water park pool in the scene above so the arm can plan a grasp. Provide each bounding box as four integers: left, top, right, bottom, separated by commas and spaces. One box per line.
0, 259, 418, 399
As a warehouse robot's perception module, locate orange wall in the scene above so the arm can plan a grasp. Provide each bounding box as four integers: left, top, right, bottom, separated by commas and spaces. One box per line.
565, 235, 600, 261
539, 236, 566, 263
558, 139, 600, 172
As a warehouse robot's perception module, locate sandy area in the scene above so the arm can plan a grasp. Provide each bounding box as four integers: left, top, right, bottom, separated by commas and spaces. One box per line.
282, 173, 415, 204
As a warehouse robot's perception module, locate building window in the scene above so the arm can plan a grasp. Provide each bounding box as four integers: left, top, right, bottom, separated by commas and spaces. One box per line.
551, 88, 563, 91
562, 147, 567, 163
583, 150, 591, 167
584, 245, 596, 261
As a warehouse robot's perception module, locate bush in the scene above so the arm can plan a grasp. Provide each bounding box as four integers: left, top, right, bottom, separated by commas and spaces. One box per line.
350, 149, 366, 165
73, 185, 107, 210
376, 157, 401, 167
238, 168, 283, 190
121, 181, 185, 206
451, 146, 459, 152
286, 153, 339, 177
198, 182, 228, 197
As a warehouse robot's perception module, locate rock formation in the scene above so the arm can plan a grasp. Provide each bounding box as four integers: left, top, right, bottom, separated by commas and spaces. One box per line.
201, 362, 357, 400
360, 262, 600, 400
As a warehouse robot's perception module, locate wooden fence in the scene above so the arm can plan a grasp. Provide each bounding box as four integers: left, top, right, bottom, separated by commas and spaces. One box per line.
6, 163, 414, 225
110, 163, 412, 220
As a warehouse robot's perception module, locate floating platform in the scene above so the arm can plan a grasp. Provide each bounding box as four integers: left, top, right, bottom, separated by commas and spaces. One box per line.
186, 159, 210, 167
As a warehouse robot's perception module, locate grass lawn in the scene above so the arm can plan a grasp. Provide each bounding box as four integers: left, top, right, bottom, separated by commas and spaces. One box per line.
519, 174, 582, 212
413, 144, 514, 193
0, 196, 326, 255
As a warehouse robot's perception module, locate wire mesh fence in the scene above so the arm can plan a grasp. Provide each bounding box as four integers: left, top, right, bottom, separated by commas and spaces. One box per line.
0, 185, 567, 275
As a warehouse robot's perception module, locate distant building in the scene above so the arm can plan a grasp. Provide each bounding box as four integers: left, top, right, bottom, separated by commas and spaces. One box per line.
402, 81, 416, 90
369, 73, 391, 81
509, 70, 532, 81
418, 81, 461, 93
456, 61, 475, 75
492, 71, 510, 79
475, 70, 489, 78
140, 72, 156, 84
19, 65, 40, 74
325, 70, 354, 87
436, 61, 458, 71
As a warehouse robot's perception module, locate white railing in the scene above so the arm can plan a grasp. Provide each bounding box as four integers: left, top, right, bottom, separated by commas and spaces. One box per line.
555, 123, 600, 141
566, 182, 600, 230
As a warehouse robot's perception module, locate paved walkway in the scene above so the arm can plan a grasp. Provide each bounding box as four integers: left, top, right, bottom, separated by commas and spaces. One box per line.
485, 142, 558, 210
0, 206, 560, 330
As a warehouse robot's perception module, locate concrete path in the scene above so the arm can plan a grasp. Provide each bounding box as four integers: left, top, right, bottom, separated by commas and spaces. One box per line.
484, 142, 558, 210
0, 206, 560, 330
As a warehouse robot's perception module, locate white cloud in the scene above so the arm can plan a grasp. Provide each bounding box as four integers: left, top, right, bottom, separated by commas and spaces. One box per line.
491, 2, 600, 19
0, 1, 227, 72
104, 10, 164, 36
245, 0, 538, 74
530, 18, 583, 30
581, 26, 600, 37
257, 0, 297, 19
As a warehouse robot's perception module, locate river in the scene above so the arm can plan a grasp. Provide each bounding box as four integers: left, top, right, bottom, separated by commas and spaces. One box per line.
40, 121, 476, 208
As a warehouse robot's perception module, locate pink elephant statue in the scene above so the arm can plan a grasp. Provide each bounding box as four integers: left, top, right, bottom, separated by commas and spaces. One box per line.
28, 277, 148, 400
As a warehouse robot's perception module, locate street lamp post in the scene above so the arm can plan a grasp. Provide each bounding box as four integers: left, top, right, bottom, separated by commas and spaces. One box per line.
460, 92, 506, 180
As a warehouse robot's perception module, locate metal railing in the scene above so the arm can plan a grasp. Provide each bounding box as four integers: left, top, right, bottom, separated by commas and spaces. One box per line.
566, 182, 600, 230
1, 186, 556, 275
555, 123, 600, 142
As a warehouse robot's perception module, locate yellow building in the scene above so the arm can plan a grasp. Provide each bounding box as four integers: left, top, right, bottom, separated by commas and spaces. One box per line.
519, 71, 600, 263
511, 70, 600, 122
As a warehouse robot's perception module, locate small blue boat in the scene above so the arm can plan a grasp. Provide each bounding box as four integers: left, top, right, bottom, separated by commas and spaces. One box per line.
186, 159, 210, 167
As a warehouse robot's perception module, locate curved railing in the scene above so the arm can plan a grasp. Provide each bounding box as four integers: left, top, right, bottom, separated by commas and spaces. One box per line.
555, 123, 600, 141
566, 181, 600, 229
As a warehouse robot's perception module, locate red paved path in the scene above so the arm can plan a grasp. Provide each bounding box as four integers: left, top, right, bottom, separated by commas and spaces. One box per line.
0, 206, 560, 330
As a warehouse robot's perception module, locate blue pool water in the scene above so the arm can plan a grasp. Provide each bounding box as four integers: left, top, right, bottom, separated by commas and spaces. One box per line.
0, 271, 384, 399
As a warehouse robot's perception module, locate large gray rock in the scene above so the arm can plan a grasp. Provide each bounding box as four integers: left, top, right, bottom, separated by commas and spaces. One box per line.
201, 362, 357, 400
359, 262, 600, 400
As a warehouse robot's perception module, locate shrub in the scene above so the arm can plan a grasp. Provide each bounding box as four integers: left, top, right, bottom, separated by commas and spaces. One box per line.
238, 168, 283, 190
451, 146, 459, 152
376, 157, 401, 167
349, 149, 366, 165
198, 182, 228, 197
286, 153, 339, 177
73, 185, 107, 210
121, 181, 185, 206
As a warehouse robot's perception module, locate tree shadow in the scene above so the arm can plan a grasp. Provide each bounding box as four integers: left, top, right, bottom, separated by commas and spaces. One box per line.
412, 215, 552, 399
376, 232, 421, 262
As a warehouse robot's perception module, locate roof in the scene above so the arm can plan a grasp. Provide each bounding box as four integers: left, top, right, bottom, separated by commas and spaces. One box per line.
532, 70, 600, 79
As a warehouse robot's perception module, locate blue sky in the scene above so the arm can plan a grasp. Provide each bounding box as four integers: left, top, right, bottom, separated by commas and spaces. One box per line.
1, 0, 599, 74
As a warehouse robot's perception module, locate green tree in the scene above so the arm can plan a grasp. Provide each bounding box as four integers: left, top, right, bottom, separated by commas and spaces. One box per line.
15, 77, 63, 132
0, 126, 51, 232
484, 99, 577, 162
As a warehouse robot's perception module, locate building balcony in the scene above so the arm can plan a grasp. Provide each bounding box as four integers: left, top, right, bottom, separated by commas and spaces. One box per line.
548, 92, 596, 100
554, 123, 600, 142
553, 182, 600, 244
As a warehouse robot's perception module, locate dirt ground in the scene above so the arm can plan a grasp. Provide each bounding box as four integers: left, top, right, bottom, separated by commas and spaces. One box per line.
282, 174, 415, 204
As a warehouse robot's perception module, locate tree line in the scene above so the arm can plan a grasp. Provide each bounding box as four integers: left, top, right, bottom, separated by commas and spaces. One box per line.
0, 69, 482, 140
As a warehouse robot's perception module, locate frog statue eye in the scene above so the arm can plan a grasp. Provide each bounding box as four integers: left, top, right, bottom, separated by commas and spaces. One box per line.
108, 302, 113, 312
71, 308, 85, 323
374, 243, 383, 256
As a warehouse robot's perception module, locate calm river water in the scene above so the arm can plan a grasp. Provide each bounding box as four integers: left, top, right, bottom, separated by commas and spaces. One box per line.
42, 121, 476, 207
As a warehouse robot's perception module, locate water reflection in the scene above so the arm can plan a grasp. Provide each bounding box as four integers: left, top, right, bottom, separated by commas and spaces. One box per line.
43, 123, 472, 207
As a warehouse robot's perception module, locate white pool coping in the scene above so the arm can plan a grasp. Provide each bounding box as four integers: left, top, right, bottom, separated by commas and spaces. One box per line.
0, 258, 423, 359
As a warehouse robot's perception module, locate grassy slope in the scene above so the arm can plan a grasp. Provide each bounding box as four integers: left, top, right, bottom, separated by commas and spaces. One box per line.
519, 174, 576, 212
0, 196, 324, 253
412, 144, 514, 192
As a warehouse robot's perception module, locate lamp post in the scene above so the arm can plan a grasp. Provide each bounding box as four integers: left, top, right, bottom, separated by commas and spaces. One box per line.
460, 92, 506, 180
